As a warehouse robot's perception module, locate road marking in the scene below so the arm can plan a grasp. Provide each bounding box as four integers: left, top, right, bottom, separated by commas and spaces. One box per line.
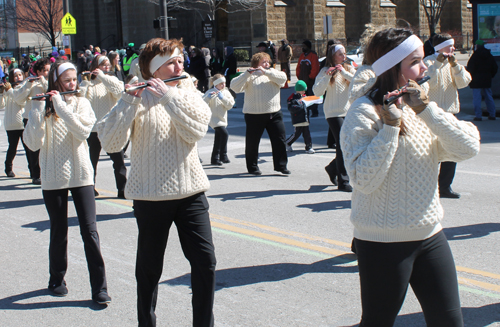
7, 170, 500, 296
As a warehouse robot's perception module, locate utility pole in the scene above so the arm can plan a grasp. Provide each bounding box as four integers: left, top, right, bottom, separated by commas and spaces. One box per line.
63, 0, 71, 58
160, 0, 169, 39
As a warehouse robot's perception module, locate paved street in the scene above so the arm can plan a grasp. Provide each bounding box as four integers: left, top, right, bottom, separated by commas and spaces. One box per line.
1, 74, 500, 326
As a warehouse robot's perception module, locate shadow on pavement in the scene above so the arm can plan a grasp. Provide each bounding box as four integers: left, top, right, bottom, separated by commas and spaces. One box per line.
22, 211, 134, 232
444, 223, 500, 241
0, 289, 107, 310
297, 200, 351, 212
0, 197, 45, 209
342, 302, 500, 327
160, 254, 357, 291
208, 184, 332, 201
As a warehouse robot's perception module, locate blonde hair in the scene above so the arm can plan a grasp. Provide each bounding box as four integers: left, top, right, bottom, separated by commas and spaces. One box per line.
250, 52, 271, 68
209, 73, 224, 88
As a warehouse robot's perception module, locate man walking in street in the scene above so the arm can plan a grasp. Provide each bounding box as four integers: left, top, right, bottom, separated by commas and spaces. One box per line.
296, 40, 319, 117
278, 39, 293, 82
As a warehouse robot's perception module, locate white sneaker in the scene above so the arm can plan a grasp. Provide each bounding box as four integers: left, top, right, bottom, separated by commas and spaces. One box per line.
306, 148, 315, 154
286, 144, 293, 152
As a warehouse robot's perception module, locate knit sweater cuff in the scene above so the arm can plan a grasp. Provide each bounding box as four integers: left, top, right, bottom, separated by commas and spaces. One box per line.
416, 102, 440, 123
381, 123, 401, 141
159, 86, 178, 106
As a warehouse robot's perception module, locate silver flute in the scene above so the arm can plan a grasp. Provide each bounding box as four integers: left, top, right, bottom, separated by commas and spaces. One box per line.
124, 75, 188, 92
28, 89, 81, 100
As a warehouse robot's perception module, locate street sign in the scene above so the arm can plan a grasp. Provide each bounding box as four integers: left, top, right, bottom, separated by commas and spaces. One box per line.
61, 13, 76, 35
203, 21, 213, 40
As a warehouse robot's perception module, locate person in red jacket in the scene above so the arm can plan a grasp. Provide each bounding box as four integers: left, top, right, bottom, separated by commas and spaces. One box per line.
296, 40, 320, 117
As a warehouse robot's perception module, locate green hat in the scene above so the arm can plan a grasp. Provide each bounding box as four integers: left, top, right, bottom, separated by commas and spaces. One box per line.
295, 80, 307, 92
475, 39, 485, 46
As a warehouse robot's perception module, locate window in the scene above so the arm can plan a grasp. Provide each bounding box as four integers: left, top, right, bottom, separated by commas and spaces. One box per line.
327, 0, 345, 7
380, 0, 396, 7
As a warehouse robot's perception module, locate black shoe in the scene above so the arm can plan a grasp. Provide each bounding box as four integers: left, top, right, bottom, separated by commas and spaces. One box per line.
199, 157, 203, 163
211, 160, 223, 166
93, 292, 112, 305
488, 116, 496, 120
94, 189, 99, 196
276, 169, 291, 175
117, 191, 126, 199
32, 178, 41, 185
324, 165, 338, 186
221, 156, 231, 164
327, 144, 336, 149
5, 170, 15, 178
338, 183, 353, 192
473, 117, 482, 121
248, 169, 262, 175
48, 284, 68, 297
440, 189, 460, 199
123, 153, 128, 159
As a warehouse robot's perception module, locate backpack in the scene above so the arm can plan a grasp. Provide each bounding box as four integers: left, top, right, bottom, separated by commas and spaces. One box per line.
288, 97, 307, 125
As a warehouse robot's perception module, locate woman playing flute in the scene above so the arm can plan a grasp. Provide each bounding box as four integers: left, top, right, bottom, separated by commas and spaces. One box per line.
23, 61, 111, 304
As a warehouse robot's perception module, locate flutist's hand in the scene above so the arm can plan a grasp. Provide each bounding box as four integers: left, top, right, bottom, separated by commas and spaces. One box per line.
381, 90, 402, 127
402, 79, 429, 114
125, 83, 145, 98
147, 78, 170, 98
448, 55, 458, 67
335, 64, 344, 71
4, 82, 11, 92
436, 53, 447, 63
92, 68, 102, 76
326, 67, 337, 75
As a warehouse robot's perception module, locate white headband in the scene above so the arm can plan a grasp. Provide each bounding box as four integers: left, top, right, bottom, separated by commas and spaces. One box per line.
128, 76, 138, 84
13, 68, 22, 75
333, 45, 345, 54
98, 56, 109, 66
54, 62, 76, 81
213, 77, 226, 86
372, 35, 423, 76
434, 38, 454, 52
149, 48, 182, 75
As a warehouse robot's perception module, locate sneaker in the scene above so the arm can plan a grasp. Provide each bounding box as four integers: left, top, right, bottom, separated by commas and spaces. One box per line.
48, 284, 68, 297
32, 178, 41, 185
306, 148, 315, 154
275, 168, 291, 175
286, 144, 293, 152
93, 292, 112, 305
5, 170, 15, 178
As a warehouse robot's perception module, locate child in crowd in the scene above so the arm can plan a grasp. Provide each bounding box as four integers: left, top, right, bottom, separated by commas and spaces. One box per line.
285, 80, 314, 154
203, 73, 235, 165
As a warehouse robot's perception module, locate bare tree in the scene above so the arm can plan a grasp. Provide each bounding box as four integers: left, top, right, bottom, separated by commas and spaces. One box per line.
419, 0, 448, 35
148, 0, 265, 20
5, 0, 63, 47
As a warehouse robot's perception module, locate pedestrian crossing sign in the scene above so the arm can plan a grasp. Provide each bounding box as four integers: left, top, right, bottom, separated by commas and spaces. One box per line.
61, 13, 76, 35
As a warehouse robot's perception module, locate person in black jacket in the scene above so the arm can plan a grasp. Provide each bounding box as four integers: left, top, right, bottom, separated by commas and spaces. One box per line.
467, 40, 498, 121
185, 47, 207, 93
222, 46, 237, 96
210, 48, 223, 76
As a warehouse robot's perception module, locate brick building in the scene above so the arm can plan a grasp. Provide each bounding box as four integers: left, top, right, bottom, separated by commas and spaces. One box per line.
67, 0, 472, 56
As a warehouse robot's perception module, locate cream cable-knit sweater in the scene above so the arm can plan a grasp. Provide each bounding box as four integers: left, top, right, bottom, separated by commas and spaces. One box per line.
97, 78, 211, 201
80, 72, 124, 132
20, 77, 49, 119
230, 69, 287, 114
1, 85, 27, 131
23, 95, 96, 190
203, 87, 235, 128
340, 97, 480, 243
347, 65, 376, 105
424, 54, 471, 114
313, 65, 355, 118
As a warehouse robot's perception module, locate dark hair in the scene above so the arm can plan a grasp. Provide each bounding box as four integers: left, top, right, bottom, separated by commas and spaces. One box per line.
139, 38, 184, 80
8, 68, 24, 87
431, 33, 453, 48
33, 58, 51, 76
325, 43, 351, 85
302, 40, 312, 50
89, 55, 109, 80
366, 28, 416, 135
47, 61, 80, 118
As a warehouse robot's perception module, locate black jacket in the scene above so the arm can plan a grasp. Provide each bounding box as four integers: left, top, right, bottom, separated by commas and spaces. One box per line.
467, 46, 498, 89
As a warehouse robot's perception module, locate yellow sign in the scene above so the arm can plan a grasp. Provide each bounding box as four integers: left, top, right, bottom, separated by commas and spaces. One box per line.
61, 13, 76, 35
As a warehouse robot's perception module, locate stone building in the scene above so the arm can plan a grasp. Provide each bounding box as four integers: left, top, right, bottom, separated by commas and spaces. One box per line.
67, 0, 472, 56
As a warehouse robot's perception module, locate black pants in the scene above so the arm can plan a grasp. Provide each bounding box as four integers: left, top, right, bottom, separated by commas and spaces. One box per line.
42, 185, 107, 296
326, 117, 348, 184
23, 119, 41, 179
286, 126, 312, 150
244, 112, 288, 173
134, 193, 216, 327
5, 129, 30, 174
211, 126, 228, 161
87, 132, 127, 193
354, 231, 463, 327
280, 62, 291, 81
439, 161, 457, 192
305, 86, 318, 116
